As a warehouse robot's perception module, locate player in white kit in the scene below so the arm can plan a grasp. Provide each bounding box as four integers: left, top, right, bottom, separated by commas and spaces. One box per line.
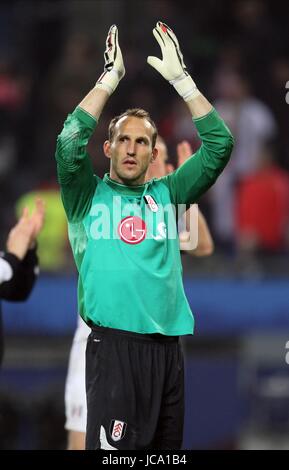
64, 315, 90, 449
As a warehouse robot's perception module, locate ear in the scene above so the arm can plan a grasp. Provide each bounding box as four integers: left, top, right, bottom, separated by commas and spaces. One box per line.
103, 140, 111, 159
150, 147, 158, 163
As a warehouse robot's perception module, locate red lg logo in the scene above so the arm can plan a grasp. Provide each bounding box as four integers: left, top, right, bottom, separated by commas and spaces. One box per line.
118, 216, 146, 244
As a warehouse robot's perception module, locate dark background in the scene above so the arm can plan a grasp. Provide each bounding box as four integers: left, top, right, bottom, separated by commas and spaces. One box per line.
0, 0, 289, 449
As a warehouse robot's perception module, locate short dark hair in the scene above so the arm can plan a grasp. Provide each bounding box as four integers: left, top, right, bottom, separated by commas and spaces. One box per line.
108, 108, 158, 148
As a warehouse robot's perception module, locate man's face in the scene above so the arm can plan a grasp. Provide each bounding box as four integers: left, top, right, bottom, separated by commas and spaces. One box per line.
104, 116, 157, 185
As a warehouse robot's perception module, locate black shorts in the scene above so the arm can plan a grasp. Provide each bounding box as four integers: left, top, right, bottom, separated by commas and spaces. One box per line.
85, 324, 184, 450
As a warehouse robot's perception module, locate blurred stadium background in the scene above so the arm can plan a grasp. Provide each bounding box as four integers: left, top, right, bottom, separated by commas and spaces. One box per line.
0, 0, 289, 449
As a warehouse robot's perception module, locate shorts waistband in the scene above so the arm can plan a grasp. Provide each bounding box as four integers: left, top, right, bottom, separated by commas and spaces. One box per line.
89, 323, 179, 343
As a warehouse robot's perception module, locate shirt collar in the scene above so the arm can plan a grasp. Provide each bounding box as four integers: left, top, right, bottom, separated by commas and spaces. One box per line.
103, 173, 150, 196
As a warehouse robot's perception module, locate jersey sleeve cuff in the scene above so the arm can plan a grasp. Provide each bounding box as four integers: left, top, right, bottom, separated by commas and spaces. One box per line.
192, 108, 220, 132
74, 107, 98, 130
1, 252, 21, 280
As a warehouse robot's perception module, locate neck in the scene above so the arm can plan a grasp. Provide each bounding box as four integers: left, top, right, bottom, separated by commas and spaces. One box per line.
109, 171, 146, 186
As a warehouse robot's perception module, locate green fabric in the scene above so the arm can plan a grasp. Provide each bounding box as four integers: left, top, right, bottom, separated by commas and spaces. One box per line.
161, 109, 234, 204
55, 106, 234, 335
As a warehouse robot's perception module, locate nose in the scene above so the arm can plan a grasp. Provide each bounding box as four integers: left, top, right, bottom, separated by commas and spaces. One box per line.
126, 141, 136, 156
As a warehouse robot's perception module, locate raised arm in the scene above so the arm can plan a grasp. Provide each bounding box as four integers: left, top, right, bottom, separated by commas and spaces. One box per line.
0, 199, 45, 300
147, 21, 234, 205
183, 208, 214, 256
78, 25, 125, 119
55, 25, 125, 222
147, 22, 212, 119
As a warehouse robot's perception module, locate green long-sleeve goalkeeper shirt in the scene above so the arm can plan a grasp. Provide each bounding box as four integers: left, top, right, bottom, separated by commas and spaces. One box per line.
55, 107, 234, 335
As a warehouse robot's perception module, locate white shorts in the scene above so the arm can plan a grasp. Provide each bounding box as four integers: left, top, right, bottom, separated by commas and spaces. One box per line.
64, 317, 91, 433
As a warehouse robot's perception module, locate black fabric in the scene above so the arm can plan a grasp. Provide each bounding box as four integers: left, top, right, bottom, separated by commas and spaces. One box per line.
0, 248, 38, 301
0, 312, 3, 366
86, 325, 184, 450
0, 247, 39, 365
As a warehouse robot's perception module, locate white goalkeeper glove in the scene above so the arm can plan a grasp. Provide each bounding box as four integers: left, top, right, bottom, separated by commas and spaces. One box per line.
147, 21, 200, 102
95, 25, 125, 95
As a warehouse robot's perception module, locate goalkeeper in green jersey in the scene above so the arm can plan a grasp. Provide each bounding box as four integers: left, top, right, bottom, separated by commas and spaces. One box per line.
55, 22, 234, 450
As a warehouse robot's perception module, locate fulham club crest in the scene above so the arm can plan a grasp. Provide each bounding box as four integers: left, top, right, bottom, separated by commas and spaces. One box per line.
110, 419, 127, 442
144, 195, 158, 212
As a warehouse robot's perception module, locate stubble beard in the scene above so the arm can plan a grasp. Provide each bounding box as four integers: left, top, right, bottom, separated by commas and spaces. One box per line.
114, 162, 148, 186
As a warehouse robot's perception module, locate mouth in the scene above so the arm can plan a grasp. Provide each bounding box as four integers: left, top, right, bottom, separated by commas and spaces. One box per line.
122, 158, 137, 167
